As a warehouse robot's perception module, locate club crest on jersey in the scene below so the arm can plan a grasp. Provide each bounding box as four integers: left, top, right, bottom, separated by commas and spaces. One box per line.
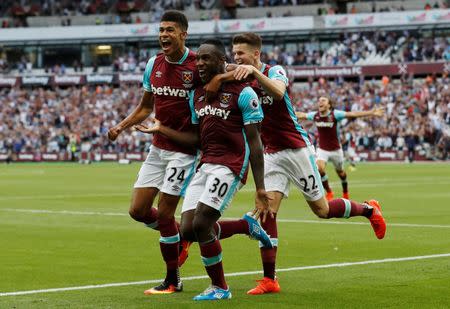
182, 71, 193, 88
219, 93, 232, 108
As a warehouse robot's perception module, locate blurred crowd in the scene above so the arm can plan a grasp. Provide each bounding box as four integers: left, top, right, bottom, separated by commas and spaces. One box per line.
258, 32, 450, 67
1, 0, 448, 27
292, 76, 449, 160
0, 84, 149, 160
104, 31, 449, 74
0, 76, 448, 161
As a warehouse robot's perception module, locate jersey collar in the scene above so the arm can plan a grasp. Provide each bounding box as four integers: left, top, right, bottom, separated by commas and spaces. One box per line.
320, 110, 332, 117
259, 63, 266, 73
165, 47, 190, 65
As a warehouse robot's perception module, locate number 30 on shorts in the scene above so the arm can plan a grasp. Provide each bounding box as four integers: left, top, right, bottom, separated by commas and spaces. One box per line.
208, 177, 229, 198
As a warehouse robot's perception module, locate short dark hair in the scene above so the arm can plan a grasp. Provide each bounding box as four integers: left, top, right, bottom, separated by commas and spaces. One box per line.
201, 39, 226, 57
161, 10, 188, 31
232, 32, 262, 50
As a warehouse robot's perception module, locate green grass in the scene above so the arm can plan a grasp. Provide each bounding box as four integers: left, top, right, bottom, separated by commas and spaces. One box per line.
0, 162, 449, 308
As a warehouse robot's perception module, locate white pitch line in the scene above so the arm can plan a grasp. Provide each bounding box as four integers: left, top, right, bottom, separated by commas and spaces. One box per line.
0, 208, 127, 217
1, 179, 449, 201
1, 253, 449, 297
0, 193, 128, 201
1, 208, 450, 229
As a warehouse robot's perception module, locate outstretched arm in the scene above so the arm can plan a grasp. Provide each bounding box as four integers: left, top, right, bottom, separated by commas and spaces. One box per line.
108, 91, 154, 141
295, 111, 308, 120
134, 119, 200, 148
345, 107, 385, 118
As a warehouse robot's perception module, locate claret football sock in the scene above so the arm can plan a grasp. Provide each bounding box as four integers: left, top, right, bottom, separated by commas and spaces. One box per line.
144, 207, 159, 230
320, 172, 332, 193
199, 238, 227, 290
158, 217, 180, 284
215, 219, 248, 240
327, 198, 373, 218
260, 213, 277, 279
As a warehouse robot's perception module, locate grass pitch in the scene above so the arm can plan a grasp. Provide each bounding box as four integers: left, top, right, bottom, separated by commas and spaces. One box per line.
0, 162, 449, 308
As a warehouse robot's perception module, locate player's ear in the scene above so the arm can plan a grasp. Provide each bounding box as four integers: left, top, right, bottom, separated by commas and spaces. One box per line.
180, 30, 187, 41
254, 48, 260, 60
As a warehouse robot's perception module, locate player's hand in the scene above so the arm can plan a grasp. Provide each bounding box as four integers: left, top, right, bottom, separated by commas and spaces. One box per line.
204, 75, 222, 102
252, 189, 274, 223
372, 107, 385, 117
107, 125, 123, 141
234, 65, 254, 81
133, 118, 161, 134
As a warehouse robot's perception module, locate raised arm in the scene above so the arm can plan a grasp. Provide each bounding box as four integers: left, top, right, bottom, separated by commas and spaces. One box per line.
108, 91, 154, 141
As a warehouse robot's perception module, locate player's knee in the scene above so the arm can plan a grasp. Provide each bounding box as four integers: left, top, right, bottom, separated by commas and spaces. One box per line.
310, 203, 329, 219
318, 165, 326, 174
192, 215, 212, 238
157, 207, 174, 220
192, 217, 207, 235
180, 224, 196, 242
315, 209, 329, 219
337, 170, 346, 179
128, 206, 145, 222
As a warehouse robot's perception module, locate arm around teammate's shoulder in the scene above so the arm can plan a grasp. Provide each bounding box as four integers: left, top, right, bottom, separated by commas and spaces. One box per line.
253, 69, 285, 101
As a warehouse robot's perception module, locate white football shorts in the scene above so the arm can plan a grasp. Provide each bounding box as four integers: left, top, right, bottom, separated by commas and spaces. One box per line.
181, 163, 243, 214
316, 147, 345, 171
134, 145, 198, 197
264, 146, 324, 201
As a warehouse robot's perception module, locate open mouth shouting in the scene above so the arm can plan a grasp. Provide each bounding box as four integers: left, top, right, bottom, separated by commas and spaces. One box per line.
160, 39, 172, 52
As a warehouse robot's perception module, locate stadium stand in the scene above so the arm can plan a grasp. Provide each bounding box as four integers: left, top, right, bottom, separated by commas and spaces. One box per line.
0, 2, 449, 162
0, 0, 448, 27
0, 76, 448, 161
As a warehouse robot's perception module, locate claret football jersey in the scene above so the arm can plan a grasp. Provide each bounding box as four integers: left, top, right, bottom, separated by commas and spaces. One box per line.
189, 82, 263, 184
250, 63, 311, 153
143, 48, 200, 155
306, 110, 346, 151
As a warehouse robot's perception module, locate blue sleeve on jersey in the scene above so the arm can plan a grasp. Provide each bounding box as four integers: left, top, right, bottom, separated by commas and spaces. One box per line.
334, 110, 347, 121
306, 112, 316, 121
142, 56, 156, 92
189, 90, 199, 124
268, 65, 289, 86
238, 87, 264, 125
